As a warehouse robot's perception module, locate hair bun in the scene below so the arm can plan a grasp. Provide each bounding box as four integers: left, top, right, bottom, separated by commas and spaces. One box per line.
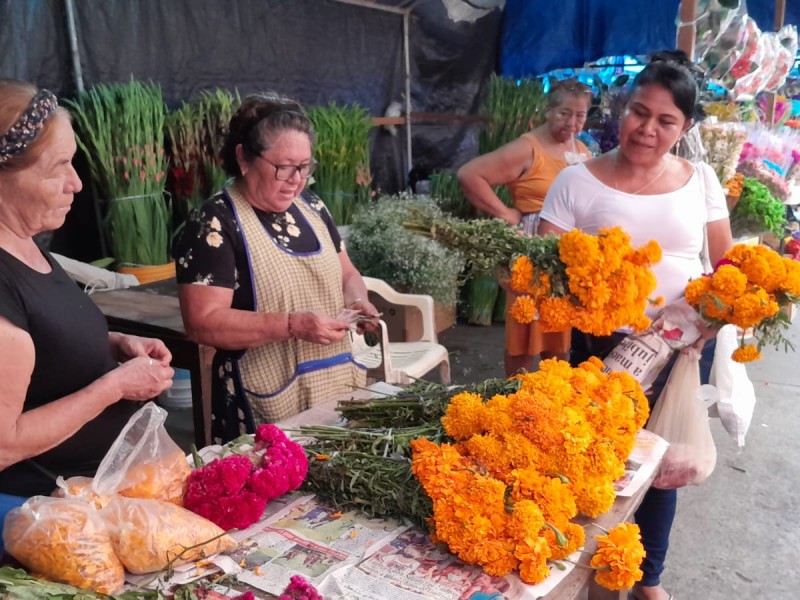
649, 49, 706, 78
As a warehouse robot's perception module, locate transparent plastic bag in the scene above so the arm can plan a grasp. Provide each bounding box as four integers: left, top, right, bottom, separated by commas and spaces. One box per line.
2, 496, 125, 594
646, 351, 717, 489
764, 25, 798, 92
52, 475, 114, 509
92, 402, 191, 504
101, 496, 236, 574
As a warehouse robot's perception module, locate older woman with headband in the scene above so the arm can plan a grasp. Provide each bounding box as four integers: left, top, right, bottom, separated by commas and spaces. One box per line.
176, 93, 379, 443
458, 78, 592, 376
539, 52, 733, 600
0, 81, 174, 548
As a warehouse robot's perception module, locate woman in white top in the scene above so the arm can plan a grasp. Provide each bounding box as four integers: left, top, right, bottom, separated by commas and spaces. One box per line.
539, 51, 733, 600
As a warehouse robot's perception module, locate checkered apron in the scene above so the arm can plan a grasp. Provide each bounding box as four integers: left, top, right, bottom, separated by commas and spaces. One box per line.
227, 188, 365, 423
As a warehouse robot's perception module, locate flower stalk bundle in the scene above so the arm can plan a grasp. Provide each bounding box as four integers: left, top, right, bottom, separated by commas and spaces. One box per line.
685, 243, 800, 362
307, 102, 373, 225
165, 89, 240, 219
66, 80, 171, 266
184, 425, 308, 530
302, 359, 650, 588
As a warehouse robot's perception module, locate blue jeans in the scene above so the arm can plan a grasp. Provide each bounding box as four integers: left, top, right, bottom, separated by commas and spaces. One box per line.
571, 332, 716, 587
0, 493, 27, 556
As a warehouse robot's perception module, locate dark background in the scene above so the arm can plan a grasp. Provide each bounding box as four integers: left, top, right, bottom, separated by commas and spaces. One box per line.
2, 0, 796, 259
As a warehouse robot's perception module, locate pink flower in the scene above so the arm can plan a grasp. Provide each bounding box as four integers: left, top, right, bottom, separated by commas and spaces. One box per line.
232, 592, 256, 600
184, 455, 266, 530
278, 575, 323, 600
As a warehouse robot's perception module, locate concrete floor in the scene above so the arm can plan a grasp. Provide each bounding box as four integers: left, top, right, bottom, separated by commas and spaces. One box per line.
163, 317, 800, 599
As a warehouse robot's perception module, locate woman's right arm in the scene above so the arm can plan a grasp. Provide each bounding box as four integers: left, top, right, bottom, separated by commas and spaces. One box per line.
457, 137, 534, 226
0, 317, 172, 471
178, 285, 349, 349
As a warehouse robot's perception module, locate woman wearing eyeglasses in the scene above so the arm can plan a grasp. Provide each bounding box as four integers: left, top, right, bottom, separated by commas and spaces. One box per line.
175, 93, 377, 442
457, 79, 592, 376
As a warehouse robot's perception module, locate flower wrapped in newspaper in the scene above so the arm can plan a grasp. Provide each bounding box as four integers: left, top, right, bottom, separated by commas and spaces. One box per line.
302, 360, 649, 588
404, 213, 661, 336
184, 424, 309, 530
507, 227, 661, 336
603, 243, 800, 392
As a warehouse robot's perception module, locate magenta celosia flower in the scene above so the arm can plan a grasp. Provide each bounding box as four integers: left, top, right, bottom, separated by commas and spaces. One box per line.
278, 575, 323, 600
184, 455, 266, 530
231, 592, 256, 600
185, 427, 308, 530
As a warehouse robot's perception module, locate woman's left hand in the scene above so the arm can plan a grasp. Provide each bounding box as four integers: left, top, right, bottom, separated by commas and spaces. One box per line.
110, 333, 173, 366
349, 299, 381, 334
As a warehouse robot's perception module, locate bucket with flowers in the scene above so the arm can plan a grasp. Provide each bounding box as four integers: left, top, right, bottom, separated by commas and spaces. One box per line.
66, 80, 172, 282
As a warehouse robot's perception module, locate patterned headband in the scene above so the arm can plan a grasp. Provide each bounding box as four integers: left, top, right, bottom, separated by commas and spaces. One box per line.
0, 89, 59, 164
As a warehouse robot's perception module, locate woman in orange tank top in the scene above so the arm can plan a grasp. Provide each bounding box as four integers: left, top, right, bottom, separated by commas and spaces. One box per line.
457, 79, 592, 376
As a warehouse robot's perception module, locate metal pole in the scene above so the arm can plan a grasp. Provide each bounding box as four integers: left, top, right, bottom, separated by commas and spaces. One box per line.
64, 0, 85, 93
676, 0, 697, 60
404, 10, 413, 178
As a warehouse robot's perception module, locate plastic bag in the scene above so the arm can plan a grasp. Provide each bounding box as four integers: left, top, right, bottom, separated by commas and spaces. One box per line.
646, 351, 717, 489
2, 496, 125, 594
708, 325, 756, 447
53, 476, 114, 509
93, 402, 191, 504
101, 496, 236, 574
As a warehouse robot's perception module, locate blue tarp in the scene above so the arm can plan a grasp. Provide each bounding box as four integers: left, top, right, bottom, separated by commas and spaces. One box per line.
501, 0, 800, 78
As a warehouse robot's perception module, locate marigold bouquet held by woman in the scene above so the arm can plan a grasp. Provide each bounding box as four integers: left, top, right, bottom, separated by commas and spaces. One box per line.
405, 214, 663, 337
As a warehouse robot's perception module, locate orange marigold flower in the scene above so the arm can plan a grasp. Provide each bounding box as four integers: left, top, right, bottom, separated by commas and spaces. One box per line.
590, 522, 646, 591
509, 294, 537, 324
441, 392, 487, 440
732, 343, 762, 363
537, 296, 573, 332
515, 535, 552, 584
510, 256, 534, 293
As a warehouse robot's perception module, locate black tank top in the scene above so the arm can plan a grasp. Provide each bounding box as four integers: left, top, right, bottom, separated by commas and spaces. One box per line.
0, 248, 139, 496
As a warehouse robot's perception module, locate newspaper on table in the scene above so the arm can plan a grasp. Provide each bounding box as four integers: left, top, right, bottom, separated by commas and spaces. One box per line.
126, 384, 665, 599
613, 428, 670, 497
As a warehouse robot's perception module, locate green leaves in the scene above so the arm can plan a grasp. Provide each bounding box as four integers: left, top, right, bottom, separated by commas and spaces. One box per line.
307, 103, 373, 225
480, 74, 548, 154
730, 177, 787, 238
65, 80, 171, 266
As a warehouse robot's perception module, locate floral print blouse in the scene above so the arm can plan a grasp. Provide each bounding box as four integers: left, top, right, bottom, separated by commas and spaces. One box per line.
175, 189, 343, 313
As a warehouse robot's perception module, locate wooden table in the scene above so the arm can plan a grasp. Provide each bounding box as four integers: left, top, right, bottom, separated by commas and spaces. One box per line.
89, 280, 215, 448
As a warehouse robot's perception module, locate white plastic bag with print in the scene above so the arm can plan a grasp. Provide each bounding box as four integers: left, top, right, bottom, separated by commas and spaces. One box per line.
707, 324, 756, 447
92, 402, 191, 504
646, 350, 717, 489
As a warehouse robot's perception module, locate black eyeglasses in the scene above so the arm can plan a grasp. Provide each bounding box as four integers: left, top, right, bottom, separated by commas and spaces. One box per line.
258, 156, 317, 181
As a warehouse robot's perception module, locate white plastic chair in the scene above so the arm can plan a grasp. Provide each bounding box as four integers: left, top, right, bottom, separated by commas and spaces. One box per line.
351, 277, 451, 385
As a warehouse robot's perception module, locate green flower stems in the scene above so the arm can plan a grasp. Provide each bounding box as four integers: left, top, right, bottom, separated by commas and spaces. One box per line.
307, 103, 373, 225
66, 80, 170, 266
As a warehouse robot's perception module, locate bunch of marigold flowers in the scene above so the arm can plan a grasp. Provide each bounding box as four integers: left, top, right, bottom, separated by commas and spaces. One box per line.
508, 226, 662, 336
410, 357, 649, 587
685, 243, 800, 362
